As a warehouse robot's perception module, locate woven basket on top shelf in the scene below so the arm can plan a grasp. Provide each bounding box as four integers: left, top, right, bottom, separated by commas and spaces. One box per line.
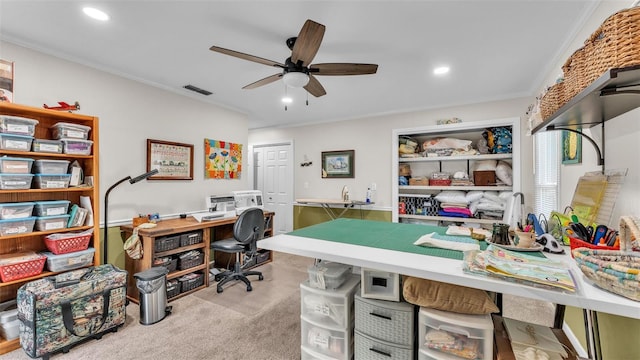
583, 7, 640, 89
562, 47, 587, 102
540, 82, 565, 120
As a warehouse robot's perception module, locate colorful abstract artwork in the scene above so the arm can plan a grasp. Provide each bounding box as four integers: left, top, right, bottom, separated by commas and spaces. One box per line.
204, 139, 242, 179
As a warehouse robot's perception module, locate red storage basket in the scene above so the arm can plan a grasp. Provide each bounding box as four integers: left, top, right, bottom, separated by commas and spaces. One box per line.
569, 236, 619, 257
44, 233, 91, 254
0, 255, 46, 282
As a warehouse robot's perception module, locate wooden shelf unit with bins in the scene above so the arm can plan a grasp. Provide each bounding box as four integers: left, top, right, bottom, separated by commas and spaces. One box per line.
0, 102, 100, 355
122, 211, 274, 304
392, 118, 520, 226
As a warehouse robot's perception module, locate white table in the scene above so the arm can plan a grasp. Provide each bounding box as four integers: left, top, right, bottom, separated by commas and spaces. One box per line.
258, 221, 640, 360
295, 198, 373, 219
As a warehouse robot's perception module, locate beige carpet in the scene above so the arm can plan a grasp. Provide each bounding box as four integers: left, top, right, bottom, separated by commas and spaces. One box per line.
0, 252, 314, 360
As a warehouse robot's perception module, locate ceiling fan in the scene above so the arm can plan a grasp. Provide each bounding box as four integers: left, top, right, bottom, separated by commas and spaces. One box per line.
209, 19, 378, 97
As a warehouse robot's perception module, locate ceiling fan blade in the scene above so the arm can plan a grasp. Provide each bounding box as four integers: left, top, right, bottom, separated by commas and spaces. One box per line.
291, 19, 325, 66
310, 63, 378, 76
210, 46, 284, 68
304, 75, 327, 97
243, 73, 283, 89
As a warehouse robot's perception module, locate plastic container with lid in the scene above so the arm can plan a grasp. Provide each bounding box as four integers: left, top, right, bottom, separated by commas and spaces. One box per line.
307, 261, 353, 290
33, 174, 71, 189
33, 200, 71, 217
41, 247, 95, 272
0, 202, 35, 220
0, 217, 36, 236
33, 159, 70, 174
0, 134, 33, 151
0, 116, 38, 136
35, 215, 70, 231
32, 138, 63, 153
0, 174, 33, 190
51, 122, 91, 140
0, 157, 34, 174
61, 138, 93, 155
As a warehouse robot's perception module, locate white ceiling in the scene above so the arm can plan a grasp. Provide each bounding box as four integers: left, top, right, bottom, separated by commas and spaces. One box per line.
0, 1, 602, 129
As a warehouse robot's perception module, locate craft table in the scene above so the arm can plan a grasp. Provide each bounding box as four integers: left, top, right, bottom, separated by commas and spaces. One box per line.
295, 198, 373, 219
258, 219, 640, 360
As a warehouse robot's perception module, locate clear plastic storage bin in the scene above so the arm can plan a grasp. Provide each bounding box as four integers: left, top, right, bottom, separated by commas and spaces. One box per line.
33, 159, 70, 174
42, 247, 95, 272
0, 157, 34, 174
32, 138, 63, 153
61, 138, 92, 155
361, 268, 401, 302
0, 134, 33, 151
418, 307, 493, 360
308, 261, 353, 290
300, 275, 360, 329
0, 217, 36, 236
0, 174, 33, 190
301, 317, 352, 360
0, 116, 38, 136
34, 200, 71, 217
51, 122, 91, 140
35, 215, 70, 231
0, 202, 35, 220
33, 174, 71, 189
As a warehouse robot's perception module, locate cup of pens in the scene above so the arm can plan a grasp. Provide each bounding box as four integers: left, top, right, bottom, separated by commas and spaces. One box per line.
514, 226, 536, 248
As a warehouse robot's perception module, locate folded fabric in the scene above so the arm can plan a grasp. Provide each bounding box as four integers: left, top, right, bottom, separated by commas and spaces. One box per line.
440, 207, 473, 216
438, 210, 471, 218
414, 232, 480, 252
446, 225, 492, 239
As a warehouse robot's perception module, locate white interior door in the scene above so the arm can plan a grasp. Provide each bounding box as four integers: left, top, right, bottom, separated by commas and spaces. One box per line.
254, 143, 293, 235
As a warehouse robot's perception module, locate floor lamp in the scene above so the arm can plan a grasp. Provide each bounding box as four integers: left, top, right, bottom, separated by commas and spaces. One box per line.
103, 169, 158, 264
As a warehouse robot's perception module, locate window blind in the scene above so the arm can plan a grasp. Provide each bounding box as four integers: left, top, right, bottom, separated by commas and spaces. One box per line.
534, 131, 560, 218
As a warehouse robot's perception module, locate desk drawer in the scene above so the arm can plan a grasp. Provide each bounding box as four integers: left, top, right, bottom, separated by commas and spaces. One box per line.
355, 330, 413, 360
355, 294, 414, 346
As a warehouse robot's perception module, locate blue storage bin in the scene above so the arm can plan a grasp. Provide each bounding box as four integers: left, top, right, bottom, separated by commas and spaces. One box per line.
33, 200, 71, 217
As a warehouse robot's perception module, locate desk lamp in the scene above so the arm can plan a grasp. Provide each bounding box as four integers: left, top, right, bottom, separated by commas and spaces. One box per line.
103, 169, 158, 264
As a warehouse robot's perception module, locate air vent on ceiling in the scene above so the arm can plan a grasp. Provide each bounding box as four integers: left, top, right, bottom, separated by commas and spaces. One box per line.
183, 84, 213, 96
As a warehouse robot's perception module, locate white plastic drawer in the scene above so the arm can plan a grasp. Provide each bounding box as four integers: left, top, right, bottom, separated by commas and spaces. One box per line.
301, 275, 360, 329
418, 307, 493, 360
355, 294, 414, 347
355, 330, 413, 360
418, 348, 467, 360
301, 345, 342, 360
301, 317, 353, 360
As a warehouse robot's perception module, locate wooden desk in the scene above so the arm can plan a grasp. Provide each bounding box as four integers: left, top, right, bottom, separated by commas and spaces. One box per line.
121, 211, 274, 303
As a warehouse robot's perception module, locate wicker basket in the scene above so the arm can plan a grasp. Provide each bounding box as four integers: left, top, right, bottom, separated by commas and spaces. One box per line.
573, 248, 640, 301
583, 7, 640, 88
155, 235, 180, 252
178, 252, 204, 270
540, 82, 565, 120
562, 47, 587, 101
619, 215, 640, 252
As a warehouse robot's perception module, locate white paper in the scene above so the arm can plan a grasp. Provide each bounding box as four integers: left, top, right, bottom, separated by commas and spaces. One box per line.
80, 196, 94, 226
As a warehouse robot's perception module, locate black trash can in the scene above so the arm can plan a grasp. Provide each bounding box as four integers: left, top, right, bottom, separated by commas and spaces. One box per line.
134, 267, 172, 325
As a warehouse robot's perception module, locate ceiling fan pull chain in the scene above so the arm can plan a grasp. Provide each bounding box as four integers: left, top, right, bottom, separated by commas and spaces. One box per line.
306, 91, 309, 106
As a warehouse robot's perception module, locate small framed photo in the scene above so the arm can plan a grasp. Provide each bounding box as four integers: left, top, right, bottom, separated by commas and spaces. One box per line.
0, 59, 14, 103
147, 139, 194, 180
562, 129, 582, 165
321, 150, 354, 178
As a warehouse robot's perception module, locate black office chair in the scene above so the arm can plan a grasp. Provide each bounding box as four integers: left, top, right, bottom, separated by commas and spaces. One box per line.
210, 207, 265, 293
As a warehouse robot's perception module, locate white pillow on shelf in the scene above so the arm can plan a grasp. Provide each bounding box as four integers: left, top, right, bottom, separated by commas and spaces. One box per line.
495, 161, 513, 185
435, 190, 468, 204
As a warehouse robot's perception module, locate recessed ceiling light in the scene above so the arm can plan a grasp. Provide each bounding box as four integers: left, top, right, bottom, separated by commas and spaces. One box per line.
83, 7, 110, 21
433, 66, 450, 75
282, 97, 293, 104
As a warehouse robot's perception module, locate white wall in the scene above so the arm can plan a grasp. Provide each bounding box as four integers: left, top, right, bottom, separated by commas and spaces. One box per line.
1, 41, 250, 225
249, 97, 532, 210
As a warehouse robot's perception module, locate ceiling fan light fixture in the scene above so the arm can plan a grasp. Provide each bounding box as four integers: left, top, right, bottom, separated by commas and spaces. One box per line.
283, 72, 309, 88
82, 7, 110, 21
433, 66, 450, 75
281, 96, 293, 104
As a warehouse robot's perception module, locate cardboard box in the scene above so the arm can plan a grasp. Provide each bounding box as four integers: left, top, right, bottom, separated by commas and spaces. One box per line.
474, 170, 496, 186
409, 177, 429, 186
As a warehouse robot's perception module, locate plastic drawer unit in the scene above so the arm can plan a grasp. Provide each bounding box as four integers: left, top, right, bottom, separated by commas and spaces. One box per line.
355, 331, 413, 360
51, 122, 91, 140
0, 116, 38, 136
0, 202, 35, 220
355, 294, 415, 347
301, 275, 360, 329
33, 159, 70, 174
418, 307, 493, 360
301, 316, 354, 360
42, 247, 96, 272
0, 309, 19, 340
33, 174, 71, 189
32, 138, 63, 153
0, 157, 34, 174
33, 200, 71, 217
361, 268, 401, 302
0, 134, 33, 151
308, 261, 353, 290
0, 174, 33, 190
301, 345, 342, 360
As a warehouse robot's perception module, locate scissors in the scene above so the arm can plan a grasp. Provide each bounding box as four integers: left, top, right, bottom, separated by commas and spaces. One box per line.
568, 222, 593, 242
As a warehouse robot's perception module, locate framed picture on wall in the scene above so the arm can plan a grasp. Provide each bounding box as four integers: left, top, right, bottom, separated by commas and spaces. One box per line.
321, 150, 354, 178
0, 59, 14, 103
562, 129, 582, 165
146, 139, 194, 180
